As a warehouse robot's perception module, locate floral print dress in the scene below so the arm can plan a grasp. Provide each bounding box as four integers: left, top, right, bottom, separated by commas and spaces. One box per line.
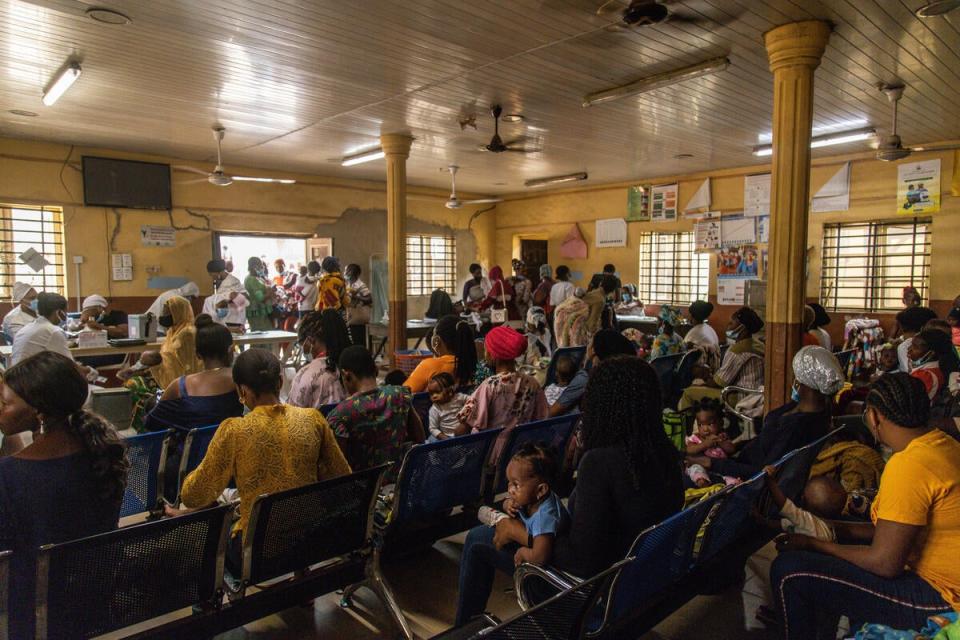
326, 385, 413, 482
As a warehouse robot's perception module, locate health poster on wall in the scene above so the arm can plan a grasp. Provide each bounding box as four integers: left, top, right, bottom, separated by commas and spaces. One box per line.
140, 225, 176, 247
694, 219, 721, 251
744, 173, 771, 217
626, 185, 650, 221
650, 183, 678, 222
720, 213, 756, 247
897, 159, 940, 214
756, 216, 769, 244
717, 278, 749, 305
717, 245, 760, 279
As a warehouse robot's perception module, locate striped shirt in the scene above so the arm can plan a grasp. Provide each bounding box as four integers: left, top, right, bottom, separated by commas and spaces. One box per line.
714, 341, 764, 390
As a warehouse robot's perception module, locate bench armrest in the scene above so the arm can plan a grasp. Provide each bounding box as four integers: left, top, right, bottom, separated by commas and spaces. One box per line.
513, 562, 581, 611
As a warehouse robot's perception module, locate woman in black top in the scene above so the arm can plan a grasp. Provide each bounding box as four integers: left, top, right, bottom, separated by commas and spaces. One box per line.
454, 355, 684, 625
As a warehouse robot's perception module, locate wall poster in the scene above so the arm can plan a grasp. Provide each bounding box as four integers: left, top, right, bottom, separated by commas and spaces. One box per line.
626, 185, 650, 221
897, 159, 941, 214
650, 183, 678, 222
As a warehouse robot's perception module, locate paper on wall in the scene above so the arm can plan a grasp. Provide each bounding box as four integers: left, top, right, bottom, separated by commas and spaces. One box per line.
684, 178, 711, 212
111, 253, 133, 281
720, 213, 756, 247
717, 278, 749, 305
757, 216, 769, 244
651, 183, 678, 222
811, 162, 850, 213
596, 218, 627, 248
694, 219, 721, 251
18, 247, 50, 272
626, 185, 650, 221
744, 173, 771, 217
140, 225, 176, 247
560, 224, 588, 259
897, 159, 940, 214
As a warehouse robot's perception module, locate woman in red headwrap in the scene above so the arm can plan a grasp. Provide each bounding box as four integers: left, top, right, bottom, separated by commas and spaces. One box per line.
478, 265, 520, 322
456, 325, 548, 461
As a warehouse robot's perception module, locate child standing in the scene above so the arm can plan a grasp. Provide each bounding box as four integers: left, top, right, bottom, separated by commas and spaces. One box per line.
478, 442, 569, 566
426, 372, 469, 442
544, 355, 576, 406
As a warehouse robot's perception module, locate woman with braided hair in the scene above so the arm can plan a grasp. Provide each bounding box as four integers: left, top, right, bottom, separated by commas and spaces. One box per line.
0, 351, 129, 638
771, 373, 960, 639
454, 355, 683, 625
403, 314, 478, 392
288, 309, 351, 408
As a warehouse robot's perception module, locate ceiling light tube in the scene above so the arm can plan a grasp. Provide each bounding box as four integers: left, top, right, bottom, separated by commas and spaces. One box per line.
341, 147, 385, 166
524, 172, 588, 188
42, 62, 82, 106
582, 57, 730, 108
752, 126, 877, 156
233, 176, 297, 184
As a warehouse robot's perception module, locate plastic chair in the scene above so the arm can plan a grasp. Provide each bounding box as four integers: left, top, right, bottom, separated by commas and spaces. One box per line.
668, 349, 702, 408
649, 351, 685, 405
491, 414, 579, 495
545, 346, 587, 387
836, 348, 856, 374
34, 505, 231, 640
411, 391, 432, 429
120, 430, 173, 518
176, 424, 219, 502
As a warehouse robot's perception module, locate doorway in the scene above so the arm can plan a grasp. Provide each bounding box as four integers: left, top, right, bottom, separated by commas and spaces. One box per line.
213, 232, 328, 280
520, 239, 548, 288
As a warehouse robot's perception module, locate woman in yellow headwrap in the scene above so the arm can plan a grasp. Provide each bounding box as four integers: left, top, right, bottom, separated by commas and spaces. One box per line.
119, 295, 202, 431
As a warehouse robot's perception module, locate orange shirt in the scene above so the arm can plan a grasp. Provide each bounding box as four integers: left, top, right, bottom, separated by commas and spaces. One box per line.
404, 354, 456, 392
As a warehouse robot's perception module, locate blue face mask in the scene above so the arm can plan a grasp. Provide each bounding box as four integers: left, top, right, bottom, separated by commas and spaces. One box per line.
791, 383, 801, 403
623, 293, 633, 304
910, 351, 934, 369
215, 307, 229, 319
27, 299, 38, 312
726, 328, 741, 341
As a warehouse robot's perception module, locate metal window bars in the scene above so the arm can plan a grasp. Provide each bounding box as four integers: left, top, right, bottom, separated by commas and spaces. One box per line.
405, 234, 457, 296
0, 205, 66, 299
638, 231, 709, 306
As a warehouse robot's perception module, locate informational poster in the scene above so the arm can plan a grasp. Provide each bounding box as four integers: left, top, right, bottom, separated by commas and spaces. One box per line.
720, 213, 756, 247
744, 173, 771, 217
812, 162, 851, 213
717, 278, 748, 305
694, 219, 721, 251
717, 245, 760, 278
757, 216, 769, 244
650, 183, 678, 222
111, 253, 133, 281
596, 218, 627, 248
626, 185, 650, 221
140, 225, 176, 247
897, 159, 941, 214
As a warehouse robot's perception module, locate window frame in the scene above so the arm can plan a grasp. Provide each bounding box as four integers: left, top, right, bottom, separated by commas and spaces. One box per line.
819, 217, 931, 313
405, 233, 457, 296
637, 231, 710, 306
0, 204, 67, 300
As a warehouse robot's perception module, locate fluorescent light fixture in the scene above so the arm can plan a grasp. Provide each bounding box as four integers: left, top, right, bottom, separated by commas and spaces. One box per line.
524, 172, 588, 188
752, 127, 876, 157
42, 62, 81, 106
583, 57, 729, 108
232, 176, 296, 184
341, 147, 385, 166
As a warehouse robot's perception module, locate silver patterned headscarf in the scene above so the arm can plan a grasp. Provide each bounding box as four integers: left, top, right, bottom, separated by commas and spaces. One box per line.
793, 345, 845, 395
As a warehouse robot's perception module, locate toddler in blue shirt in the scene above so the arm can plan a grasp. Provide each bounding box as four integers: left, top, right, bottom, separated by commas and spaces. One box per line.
478, 442, 569, 566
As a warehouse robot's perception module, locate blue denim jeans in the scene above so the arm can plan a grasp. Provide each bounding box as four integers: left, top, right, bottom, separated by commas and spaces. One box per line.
454, 525, 519, 626
770, 550, 950, 639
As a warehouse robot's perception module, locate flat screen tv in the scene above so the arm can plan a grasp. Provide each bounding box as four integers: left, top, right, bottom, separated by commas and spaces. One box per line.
82, 156, 172, 210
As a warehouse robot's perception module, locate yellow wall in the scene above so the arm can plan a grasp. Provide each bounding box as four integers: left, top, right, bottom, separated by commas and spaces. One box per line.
0, 137, 497, 311
494, 149, 959, 305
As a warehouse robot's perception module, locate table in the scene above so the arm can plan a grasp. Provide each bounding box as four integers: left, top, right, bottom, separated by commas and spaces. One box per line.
0, 330, 298, 367
366, 320, 436, 360
616, 315, 691, 337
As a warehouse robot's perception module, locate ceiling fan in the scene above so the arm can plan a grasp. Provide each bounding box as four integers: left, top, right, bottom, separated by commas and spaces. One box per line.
175, 127, 296, 186
875, 85, 960, 161
479, 105, 540, 154
442, 166, 503, 209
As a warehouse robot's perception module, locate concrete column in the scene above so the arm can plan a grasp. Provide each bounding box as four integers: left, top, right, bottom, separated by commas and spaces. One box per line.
762, 21, 831, 408
380, 133, 413, 366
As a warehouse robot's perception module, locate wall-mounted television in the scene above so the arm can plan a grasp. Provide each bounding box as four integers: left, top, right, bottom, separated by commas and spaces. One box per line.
82, 156, 172, 210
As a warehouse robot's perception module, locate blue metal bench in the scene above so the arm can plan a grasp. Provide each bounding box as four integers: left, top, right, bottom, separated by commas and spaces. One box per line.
411, 390, 432, 428
0, 549, 9, 639
34, 504, 231, 639
545, 346, 587, 386
669, 348, 703, 408
176, 424, 219, 503
120, 430, 173, 518
490, 413, 580, 497
649, 350, 686, 406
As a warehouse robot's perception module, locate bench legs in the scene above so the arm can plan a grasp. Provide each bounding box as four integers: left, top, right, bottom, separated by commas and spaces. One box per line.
339, 550, 413, 640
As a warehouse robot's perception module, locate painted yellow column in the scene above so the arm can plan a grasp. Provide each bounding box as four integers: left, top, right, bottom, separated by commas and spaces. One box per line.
763, 21, 831, 408
380, 133, 413, 366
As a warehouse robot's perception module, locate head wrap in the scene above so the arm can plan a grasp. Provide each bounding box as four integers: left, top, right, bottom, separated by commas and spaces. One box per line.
793, 345, 845, 396
485, 325, 527, 361
177, 282, 200, 298
511, 258, 524, 272
593, 329, 638, 360
623, 284, 638, 297
803, 305, 816, 331
488, 265, 504, 282
574, 287, 586, 298
809, 303, 831, 327
526, 306, 547, 329
82, 294, 108, 310
658, 305, 681, 327
539, 264, 553, 279
733, 306, 764, 334
621, 328, 643, 345
689, 300, 713, 323
206, 259, 226, 273
11, 281, 33, 303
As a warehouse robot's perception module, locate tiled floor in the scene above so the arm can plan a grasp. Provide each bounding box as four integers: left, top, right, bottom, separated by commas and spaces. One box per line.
211, 535, 781, 640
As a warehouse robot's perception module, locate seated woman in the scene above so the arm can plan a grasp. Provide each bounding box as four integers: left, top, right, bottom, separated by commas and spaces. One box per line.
326, 346, 424, 481
457, 325, 548, 461
771, 373, 960, 638
144, 314, 243, 432
908, 328, 959, 402
288, 309, 350, 408
175, 349, 351, 572
524, 306, 552, 368
478, 266, 519, 323
650, 305, 684, 359
0, 352, 129, 639
454, 355, 684, 625
119, 295, 202, 431
553, 289, 591, 348
689, 345, 844, 481
403, 314, 477, 393
679, 305, 765, 411
684, 300, 720, 368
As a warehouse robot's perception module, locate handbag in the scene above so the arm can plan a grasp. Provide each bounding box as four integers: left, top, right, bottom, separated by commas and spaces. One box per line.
490, 282, 508, 324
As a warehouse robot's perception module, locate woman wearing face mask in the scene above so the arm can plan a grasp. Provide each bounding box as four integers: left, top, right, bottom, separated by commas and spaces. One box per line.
0, 352, 129, 639
771, 373, 960, 639
119, 296, 202, 431
688, 345, 842, 481
288, 310, 351, 408
243, 257, 275, 332
907, 328, 960, 402
171, 348, 351, 573
403, 314, 478, 393
2, 281, 38, 342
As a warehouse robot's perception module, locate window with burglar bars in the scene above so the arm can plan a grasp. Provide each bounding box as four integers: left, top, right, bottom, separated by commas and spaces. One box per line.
638, 232, 709, 306
819, 218, 931, 312
406, 234, 457, 296
0, 205, 66, 300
